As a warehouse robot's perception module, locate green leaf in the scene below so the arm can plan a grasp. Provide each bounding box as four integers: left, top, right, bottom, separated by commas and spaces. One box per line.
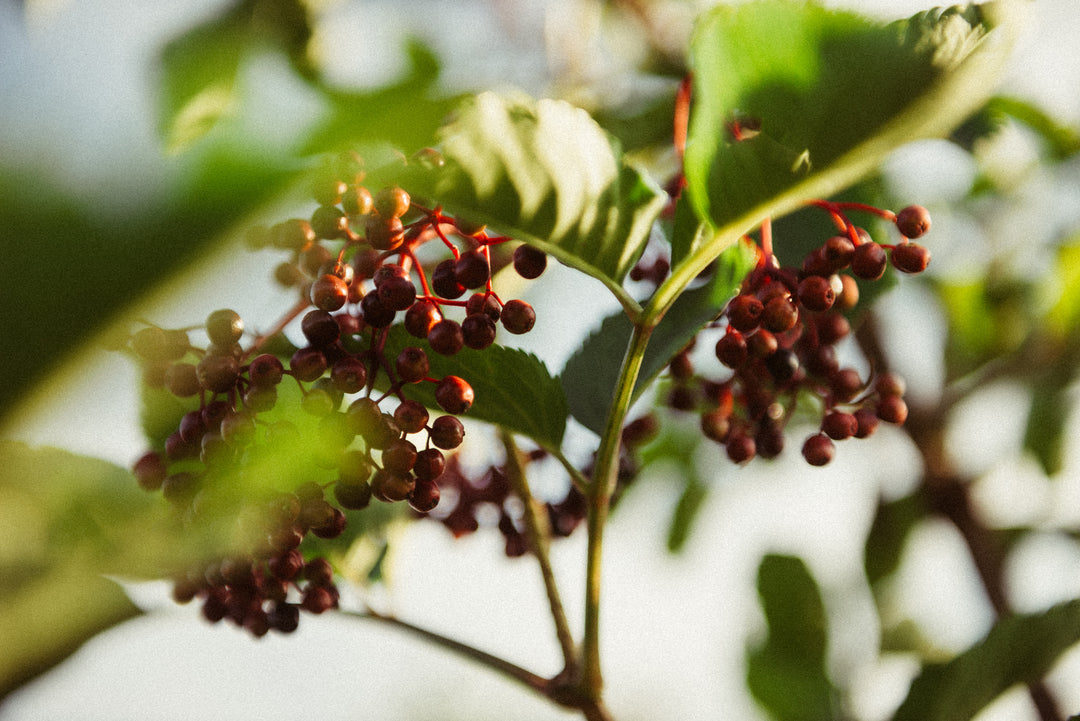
1024, 381, 1070, 477
0, 442, 162, 699
685, 1, 1019, 231
383, 327, 568, 448
746, 554, 840, 721
864, 493, 928, 588
892, 599, 1080, 721
563, 239, 756, 434
411, 92, 667, 300
301, 40, 461, 156
159, 0, 313, 152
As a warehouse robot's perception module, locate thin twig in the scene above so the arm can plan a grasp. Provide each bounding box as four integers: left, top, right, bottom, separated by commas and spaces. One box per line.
500, 429, 579, 674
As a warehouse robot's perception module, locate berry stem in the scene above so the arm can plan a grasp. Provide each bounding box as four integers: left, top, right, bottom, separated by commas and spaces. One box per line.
500, 430, 578, 675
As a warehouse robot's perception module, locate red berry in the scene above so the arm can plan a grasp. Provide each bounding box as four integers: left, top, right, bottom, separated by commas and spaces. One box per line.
876, 395, 909, 425
435, 375, 474, 414
851, 242, 888, 280
513, 245, 547, 279
311, 274, 349, 311
895, 205, 931, 238
802, 433, 835, 466
500, 299, 536, 334
409, 477, 441, 513
429, 415, 465, 449
821, 411, 858, 440
727, 294, 764, 332
797, 275, 835, 312
891, 243, 931, 274
428, 319, 464, 355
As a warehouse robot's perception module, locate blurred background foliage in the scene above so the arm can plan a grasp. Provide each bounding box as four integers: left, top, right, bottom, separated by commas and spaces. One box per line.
3, 1, 1080, 720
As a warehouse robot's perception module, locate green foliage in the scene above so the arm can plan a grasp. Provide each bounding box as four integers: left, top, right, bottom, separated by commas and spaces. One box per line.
684, 1, 1016, 231
406, 92, 668, 299
746, 555, 840, 721
384, 327, 568, 449
0, 442, 159, 699
893, 600, 1080, 721
562, 240, 756, 434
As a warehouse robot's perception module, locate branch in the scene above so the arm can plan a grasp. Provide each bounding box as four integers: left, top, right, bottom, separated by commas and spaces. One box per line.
500, 429, 579, 674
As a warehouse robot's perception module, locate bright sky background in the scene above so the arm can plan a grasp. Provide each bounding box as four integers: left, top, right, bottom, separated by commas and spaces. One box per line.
3, 1, 1080, 720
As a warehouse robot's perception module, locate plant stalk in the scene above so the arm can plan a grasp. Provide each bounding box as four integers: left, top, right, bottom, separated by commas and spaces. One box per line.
582, 321, 653, 699
500, 429, 578, 674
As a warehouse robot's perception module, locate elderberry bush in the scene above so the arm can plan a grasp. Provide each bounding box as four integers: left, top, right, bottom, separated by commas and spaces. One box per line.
126, 150, 546, 634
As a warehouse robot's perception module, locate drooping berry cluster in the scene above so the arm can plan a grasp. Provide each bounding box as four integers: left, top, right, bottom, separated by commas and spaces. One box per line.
662, 202, 930, 466
126, 150, 547, 634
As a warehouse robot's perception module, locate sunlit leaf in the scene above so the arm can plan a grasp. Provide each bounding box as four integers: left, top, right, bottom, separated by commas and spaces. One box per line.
746, 554, 840, 721
893, 599, 1080, 721
384, 327, 568, 448
407, 92, 667, 297
685, 1, 1019, 231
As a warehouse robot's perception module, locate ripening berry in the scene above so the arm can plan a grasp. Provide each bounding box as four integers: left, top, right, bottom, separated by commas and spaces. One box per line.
895, 205, 931, 238
133, 451, 167, 491
273, 218, 316, 251
851, 242, 888, 280
727, 294, 764, 332
342, 186, 373, 216
432, 259, 466, 299
395, 347, 430, 383
500, 299, 536, 334
454, 250, 491, 289
701, 408, 731, 443
429, 415, 465, 449
311, 205, 348, 239
801, 433, 835, 466
331, 356, 368, 394
762, 295, 799, 333
197, 354, 241, 394
311, 507, 347, 539
797, 275, 835, 312
715, 331, 747, 368
405, 300, 441, 338
876, 395, 909, 425
374, 186, 411, 219
435, 375, 474, 414
409, 477, 441, 513
875, 372, 907, 397
891, 243, 931, 274
301, 309, 341, 348
414, 448, 446, 481
206, 309, 243, 346
334, 478, 372, 510
364, 215, 404, 251
360, 291, 395, 328
830, 367, 863, 402
394, 399, 429, 434
821, 410, 858, 440
725, 429, 756, 464
165, 362, 200, 397
428, 319, 464, 356
290, 347, 328, 382
248, 353, 284, 386
513, 245, 547, 279
311, 274, 349, 311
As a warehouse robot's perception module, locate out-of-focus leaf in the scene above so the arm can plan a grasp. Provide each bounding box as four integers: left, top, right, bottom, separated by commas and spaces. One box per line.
1023, 381, 1069, 477
383, 327, 568, 449
0, 442, 164, 699
301, 40, 461, 156
746, 554, 840, 721
406, 92, 667, 298
984, 96, 1080, 160
892, 599, 1080, 721
563, 239, 756, 434
935, 276, 1030, 377
159, 0, 313, 152
685, 1, 1019, 232
864, 493, 927, 588
635, 420, 713, 553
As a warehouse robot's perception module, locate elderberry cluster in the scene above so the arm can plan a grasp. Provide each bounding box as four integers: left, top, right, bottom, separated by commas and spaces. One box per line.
663, 203, 931, 467
126, 150, 546, 634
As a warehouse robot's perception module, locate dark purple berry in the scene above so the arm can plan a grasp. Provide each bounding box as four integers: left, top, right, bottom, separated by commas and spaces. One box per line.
500, 299, 536, 334
432, 259, 465, 299
364, 215, 404, 250
381, 438, 418, 475
715, 331, 748, 368
454, 250, 491, 289
360, 291, 395, 328
851, 242, 888, 280
331, 356, 368, 394
797, 275, 835, 312
133, 451, 166, 491
409, 477, 441, 513
462, 313, 497, 349
727, 294, 763, 332
302, 309, 341, 347
405, 300, 441, 338
197, 354, 240, 394
376, 275, 417, 311
413, 448, 446, 481
513, 244, 547, 279
427, 319, 464, 356
290, 347, 328, 382
395, 347, 430, 383
761, 295, 798, 333
165, 362, 200, 397
334, 479, 372, 510
429, 415, 465, 449
393, 399, 429, 434
248, 353, 285, 386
